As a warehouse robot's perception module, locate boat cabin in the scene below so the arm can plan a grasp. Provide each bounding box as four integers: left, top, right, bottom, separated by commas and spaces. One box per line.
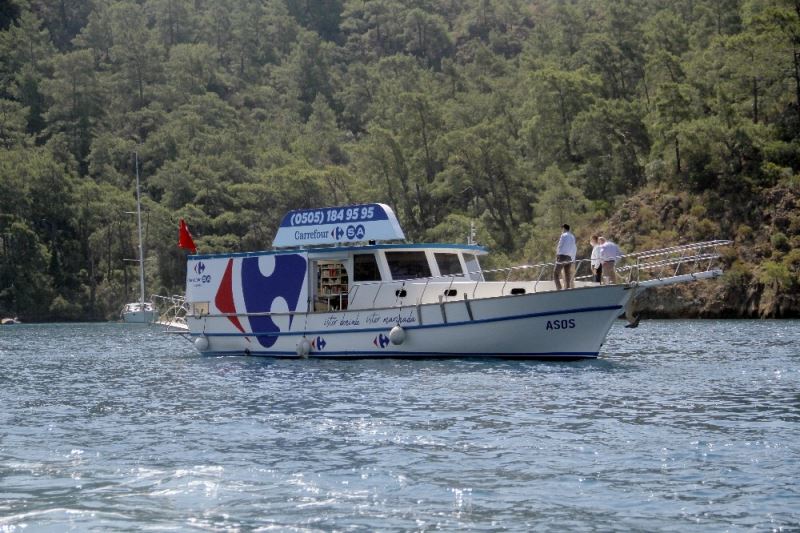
306, 242, 486, 311
185, 204, 487, 320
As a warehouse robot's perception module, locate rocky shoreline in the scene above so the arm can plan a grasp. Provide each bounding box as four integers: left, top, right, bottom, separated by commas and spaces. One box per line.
629, 283, 800, 319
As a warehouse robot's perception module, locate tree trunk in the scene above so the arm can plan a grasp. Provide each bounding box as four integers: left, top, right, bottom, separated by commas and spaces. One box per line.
794, 48, 800, 122
752, 77, 758, 124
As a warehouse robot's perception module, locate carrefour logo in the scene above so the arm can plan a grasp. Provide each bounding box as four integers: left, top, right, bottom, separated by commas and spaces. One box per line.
332, 224, 366, 241
190, 261, 211, 285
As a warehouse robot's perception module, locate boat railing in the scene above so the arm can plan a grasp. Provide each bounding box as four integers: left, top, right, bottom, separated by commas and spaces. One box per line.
151, 294, 189, 331
606, 239, 732, 284
345, 239, 731, 308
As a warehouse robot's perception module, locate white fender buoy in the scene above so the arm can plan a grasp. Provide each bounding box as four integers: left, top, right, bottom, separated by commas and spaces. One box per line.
296, 338, 311, 357
194, 335, 209, 351
389, 325, 406, 345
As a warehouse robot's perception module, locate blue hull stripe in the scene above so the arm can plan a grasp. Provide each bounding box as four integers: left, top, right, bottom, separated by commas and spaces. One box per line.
191, 304, 623, 338
202, 350, 599, 358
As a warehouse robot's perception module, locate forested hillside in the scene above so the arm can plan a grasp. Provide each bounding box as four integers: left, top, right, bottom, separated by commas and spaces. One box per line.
1, 0, 799, 321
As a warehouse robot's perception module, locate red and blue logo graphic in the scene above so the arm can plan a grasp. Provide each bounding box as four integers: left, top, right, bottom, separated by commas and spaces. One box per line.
333, 225, 367, 241
214, 255, 307, 348
373, 333, 390, 348
194, 261, 206, 274
311, 336, 327, 351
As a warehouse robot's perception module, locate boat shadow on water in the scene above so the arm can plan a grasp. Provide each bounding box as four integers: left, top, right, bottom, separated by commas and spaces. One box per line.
199, 351, 624, 376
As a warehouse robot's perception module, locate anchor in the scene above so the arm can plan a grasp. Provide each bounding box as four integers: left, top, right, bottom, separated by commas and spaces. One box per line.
623, 290, 641, 328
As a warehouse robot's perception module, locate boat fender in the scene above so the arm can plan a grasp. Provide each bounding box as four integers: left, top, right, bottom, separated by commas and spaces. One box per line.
389, 325, 406, 345
296, 338, 311, 357
194, 335, 209, 351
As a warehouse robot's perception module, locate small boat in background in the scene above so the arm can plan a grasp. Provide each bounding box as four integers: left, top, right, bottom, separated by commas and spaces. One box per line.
121, 302, 156, 323
1, 317, 21, 325
121, 152, 156, 324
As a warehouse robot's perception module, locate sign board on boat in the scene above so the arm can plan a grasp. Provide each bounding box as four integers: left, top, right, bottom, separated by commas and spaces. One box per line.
272, 203, 405, 247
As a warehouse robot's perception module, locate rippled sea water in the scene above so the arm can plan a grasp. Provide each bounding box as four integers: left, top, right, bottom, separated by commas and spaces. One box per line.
1, 320, 798, 531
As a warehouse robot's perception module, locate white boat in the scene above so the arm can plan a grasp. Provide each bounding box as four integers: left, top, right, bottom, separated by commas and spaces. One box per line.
121, 152, 156, 324
181, 203, 730, 359
121, 301, 156, 323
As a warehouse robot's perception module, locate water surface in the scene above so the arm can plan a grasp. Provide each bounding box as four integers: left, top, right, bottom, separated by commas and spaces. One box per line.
1, 320, 798, 531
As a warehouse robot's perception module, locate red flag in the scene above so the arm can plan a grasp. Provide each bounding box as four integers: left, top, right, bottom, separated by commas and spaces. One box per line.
178, 219, 197, 254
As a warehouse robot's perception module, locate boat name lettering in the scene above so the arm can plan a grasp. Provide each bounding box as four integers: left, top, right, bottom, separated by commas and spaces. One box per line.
294, 228, 330, 241
338, 314, 361, 327
322, 314, 362, 327
365, 312, 382, 325
383, 312, 416, 325
546, 319, 575, 330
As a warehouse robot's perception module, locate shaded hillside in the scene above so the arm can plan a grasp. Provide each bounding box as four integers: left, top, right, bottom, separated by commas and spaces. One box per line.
1, 0, 799, 320
611, 182, 800, 318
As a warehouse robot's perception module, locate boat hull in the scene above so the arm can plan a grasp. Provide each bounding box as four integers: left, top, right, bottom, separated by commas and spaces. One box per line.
186, 284, 633, 359
122, 309, 156, 323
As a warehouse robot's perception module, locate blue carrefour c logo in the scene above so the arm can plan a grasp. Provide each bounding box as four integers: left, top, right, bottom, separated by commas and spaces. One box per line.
194, 261, 206, 274
333, 226, 344, 240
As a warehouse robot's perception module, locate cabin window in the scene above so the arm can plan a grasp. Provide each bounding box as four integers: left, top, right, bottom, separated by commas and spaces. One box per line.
463, 253, 483, 281
435, 253, 463, 277
353, 253, 381, 282
385, 251, 431, 280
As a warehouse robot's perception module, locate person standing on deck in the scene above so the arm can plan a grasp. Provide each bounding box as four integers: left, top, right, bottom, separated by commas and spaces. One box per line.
554, 224, 577, 290
590, 235, 603, 283
599, 237, 622, 284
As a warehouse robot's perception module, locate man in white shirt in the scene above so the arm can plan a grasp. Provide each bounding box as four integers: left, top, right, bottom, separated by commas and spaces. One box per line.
554, 224, 577, 290
590, 235, 602, 283
598, 237, 622, 284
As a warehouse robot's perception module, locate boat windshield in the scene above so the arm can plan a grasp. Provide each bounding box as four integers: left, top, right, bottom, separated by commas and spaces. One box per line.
385, 251, 432, 280
463, 253, 483, 281
434, 252, 463, 277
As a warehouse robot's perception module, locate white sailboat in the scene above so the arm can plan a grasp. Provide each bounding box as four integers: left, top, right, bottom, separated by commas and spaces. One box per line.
121, 152, 156, 324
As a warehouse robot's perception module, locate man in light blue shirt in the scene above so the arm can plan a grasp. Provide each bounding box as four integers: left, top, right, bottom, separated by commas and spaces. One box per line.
554, 224, 577, 290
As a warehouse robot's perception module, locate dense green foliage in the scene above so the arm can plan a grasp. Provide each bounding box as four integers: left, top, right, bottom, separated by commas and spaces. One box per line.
1, 0, 799, 320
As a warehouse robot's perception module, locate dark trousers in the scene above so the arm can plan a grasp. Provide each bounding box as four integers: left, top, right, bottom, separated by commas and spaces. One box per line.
554, 255, 573, 290
593, 265, 602, 283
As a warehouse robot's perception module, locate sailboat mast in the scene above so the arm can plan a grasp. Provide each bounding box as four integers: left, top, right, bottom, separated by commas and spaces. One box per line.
135, 152, 145, 306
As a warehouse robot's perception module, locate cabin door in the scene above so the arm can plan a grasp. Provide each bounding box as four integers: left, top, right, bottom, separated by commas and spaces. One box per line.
313, 260, 349, 311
